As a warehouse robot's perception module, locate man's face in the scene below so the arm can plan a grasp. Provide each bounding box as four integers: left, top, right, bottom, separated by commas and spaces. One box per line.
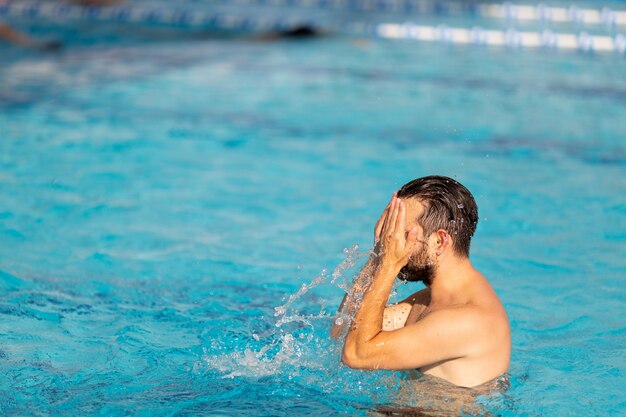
397, 198, 436, 286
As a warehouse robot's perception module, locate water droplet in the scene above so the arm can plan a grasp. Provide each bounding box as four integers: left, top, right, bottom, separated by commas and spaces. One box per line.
457, 204, 464, 209
335, 317, 344, 326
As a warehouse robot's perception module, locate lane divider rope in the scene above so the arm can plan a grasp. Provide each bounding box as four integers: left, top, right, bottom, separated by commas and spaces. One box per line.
1, 1, 625, 54
374, 22, 626, 53
190, 0, 626, 28
3, 0, 626, 28
0, 1, 319, 31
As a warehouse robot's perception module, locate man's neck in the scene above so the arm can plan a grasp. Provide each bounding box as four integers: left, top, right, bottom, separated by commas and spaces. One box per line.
428, 255, 475, 306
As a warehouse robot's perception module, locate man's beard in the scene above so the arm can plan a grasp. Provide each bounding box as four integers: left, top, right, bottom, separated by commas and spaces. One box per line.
397, 247, 436, 287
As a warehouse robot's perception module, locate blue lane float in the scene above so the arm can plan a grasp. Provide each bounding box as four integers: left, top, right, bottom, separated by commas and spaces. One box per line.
205, 0, 626, 28
0, 1, 320, 31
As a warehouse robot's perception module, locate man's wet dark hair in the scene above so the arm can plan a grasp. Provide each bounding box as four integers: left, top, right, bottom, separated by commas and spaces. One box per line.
397, 176, 478, 257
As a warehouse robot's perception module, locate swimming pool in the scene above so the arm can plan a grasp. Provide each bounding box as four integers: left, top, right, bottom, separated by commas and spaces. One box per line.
1, 8, 626, 416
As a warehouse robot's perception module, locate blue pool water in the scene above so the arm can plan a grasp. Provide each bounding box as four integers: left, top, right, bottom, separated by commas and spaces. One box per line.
1, 19, 626, 416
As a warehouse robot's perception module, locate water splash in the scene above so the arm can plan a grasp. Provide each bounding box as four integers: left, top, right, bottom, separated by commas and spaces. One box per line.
200, 244, 371, 380
330, 244, 368, 291
273, 270, 327, 322
201, 333, 304, 379
273, 244, 368, 329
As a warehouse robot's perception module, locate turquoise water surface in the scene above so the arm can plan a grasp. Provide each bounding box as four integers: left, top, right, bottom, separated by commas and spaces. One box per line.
1, 19, 626, 416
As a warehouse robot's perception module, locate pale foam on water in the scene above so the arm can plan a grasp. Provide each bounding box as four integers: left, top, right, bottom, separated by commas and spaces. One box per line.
200, 244, 371, 380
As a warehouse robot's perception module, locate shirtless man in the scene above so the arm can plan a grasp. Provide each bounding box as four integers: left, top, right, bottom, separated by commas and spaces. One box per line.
331, 176, 510, 388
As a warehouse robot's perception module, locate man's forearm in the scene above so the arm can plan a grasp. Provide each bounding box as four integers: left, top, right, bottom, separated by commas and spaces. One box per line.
343, 263, 397, 350
330, 255, 378, 339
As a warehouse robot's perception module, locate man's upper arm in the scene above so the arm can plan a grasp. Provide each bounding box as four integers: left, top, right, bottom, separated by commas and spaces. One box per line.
344, 306, 487, 370
382, 302, 412, 331
382, 289, 429, 331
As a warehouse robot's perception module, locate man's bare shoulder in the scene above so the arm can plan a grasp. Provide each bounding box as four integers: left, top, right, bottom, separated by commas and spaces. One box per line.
403, 304, 500, 355
428, 295, 510, 356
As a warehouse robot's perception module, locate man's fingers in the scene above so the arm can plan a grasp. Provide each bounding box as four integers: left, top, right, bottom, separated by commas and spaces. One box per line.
396, 199, 406, 232
375, 208, 389, 239
381, 202, 393, 236
388, 197, 399, 234
375, 206, 389, 238
374, 197, 393, 238
377, 194, 417, 268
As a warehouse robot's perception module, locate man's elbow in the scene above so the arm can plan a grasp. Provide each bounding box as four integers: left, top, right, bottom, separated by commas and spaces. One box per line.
341, 346, 368, 369
341, 351, 358, 368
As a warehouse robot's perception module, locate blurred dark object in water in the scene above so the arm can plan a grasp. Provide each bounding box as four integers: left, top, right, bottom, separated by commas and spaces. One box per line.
254, 24, 325, 41
0, 23, 62, 51
280, 25, 319, 38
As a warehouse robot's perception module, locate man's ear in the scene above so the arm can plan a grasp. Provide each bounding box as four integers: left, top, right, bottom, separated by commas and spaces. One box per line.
434, 229, 451, 255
